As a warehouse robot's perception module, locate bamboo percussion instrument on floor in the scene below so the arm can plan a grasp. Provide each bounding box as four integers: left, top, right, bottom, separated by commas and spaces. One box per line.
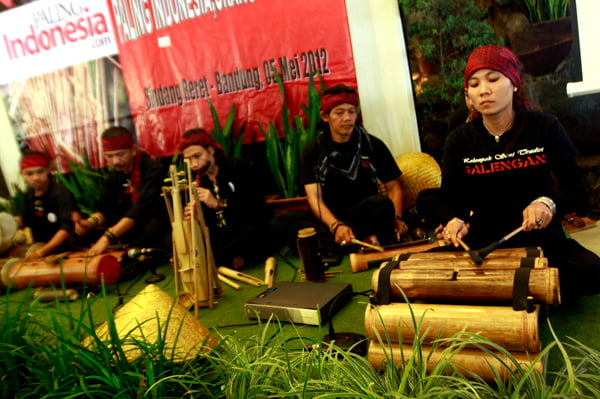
371, 266, 560, 305
364, 302, 541, 352
351, 244, 543, 273
389, 255, 548, 270
350, 240, 446, 272
367, 341, 542, 383
0, 252, 121, 289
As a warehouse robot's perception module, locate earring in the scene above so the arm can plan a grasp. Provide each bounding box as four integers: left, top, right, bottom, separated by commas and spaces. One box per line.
513, 87, 518, 92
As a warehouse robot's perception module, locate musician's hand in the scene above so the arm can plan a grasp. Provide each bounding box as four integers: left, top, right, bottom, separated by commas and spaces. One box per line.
23, 248, 43, 261
522, 201, 552, 232
196, 187, 219, 209
184, 201, 195, 221
440, 217, 469, 247
75, 219, 93, 236
87, 236, 109, 256
394, 218, 409, 238
335, 224, 355, 247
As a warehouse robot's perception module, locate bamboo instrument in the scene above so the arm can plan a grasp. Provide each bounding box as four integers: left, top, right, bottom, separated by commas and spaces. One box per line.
364, 302, 540, 352
163, 161, 222, 316
264, 257, 276, 288
350, 245, 541, 272
349, 240, 446, 272
218, 274, 241, 290
390, 256, 548, 270
218, 266, 264, 287
367, 341, 542, 382
1, 253, 121, 289
371, 266, 560, 305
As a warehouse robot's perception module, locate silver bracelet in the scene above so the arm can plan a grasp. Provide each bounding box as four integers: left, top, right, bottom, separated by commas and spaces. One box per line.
532, 196, 556, 215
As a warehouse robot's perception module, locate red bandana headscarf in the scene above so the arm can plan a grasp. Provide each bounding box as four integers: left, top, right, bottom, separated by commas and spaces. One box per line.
102, 133, 134, 152
464, 45, 521, 89
320, 92, 359, 113
179, 128, 221, 152
20, 151, 51, 170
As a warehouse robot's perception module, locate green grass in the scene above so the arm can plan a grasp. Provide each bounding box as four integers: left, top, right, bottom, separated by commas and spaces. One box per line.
2, 273, 600, 398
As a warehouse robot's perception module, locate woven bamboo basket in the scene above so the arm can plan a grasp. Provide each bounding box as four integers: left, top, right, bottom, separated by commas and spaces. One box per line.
84, 284, 218, 362
395, 152, 442, 209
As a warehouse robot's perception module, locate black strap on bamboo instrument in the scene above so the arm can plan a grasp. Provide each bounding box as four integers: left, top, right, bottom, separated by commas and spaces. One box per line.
370, 258, 400, 305
513, 262, 535, 312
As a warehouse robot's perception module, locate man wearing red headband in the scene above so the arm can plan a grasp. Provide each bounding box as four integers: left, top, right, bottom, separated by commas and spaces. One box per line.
440, 44, 600, 301
80, 127, 170, 256
179, 128, 272, 269
16, 149, 80, 260
272, 84, 408, 258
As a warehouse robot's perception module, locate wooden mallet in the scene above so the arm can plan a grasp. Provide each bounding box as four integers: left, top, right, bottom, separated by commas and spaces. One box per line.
478, 225, 525, 259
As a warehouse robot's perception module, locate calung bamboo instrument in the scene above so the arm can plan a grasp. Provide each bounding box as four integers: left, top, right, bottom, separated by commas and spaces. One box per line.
162, 160, 222, 316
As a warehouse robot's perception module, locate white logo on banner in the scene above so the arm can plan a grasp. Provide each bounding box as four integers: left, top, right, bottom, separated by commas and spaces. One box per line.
0, 0, 118, 84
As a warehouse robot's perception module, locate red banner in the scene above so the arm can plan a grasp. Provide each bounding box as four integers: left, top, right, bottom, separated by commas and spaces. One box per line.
108, 0, 357, 157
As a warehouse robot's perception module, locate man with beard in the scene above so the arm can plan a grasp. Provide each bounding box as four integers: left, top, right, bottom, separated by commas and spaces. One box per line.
179, 128, 272, 269
16, 149, 80, 260
80, 127, 170, 256
272, 84, 408, 257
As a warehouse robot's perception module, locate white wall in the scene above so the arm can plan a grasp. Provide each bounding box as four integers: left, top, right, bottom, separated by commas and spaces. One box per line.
346, 0, 421, 156
566, 0, 600, 97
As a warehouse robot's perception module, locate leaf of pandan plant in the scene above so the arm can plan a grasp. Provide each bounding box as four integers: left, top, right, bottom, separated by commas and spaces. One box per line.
208, 100, 230, 157
259, 122, 286, 198
233, 120, 246, 158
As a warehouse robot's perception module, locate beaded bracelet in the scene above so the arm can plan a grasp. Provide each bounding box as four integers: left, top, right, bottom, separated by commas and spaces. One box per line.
532, 196, 556, 215
329, 220, 345, 235
103, 228, 118, 243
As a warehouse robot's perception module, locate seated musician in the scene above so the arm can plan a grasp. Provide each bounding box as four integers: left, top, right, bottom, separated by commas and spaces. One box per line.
78, 127, 171, 256
271, 84, 409, 258
16, 149, 81, 260
179, 128, 273, 269
439, 44, 600, 301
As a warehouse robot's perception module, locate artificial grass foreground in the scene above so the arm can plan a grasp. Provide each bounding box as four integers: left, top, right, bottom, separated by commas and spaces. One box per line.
2, 249, 600, 397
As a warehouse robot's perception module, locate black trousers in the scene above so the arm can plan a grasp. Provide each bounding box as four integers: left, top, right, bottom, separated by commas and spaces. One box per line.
271, 195, 396, 254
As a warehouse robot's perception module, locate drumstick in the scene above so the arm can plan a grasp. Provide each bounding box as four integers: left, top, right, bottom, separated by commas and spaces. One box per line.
351, 238, 384, 252
478, 226, 524, 258
456, 237, 483, 265
217, 266, 264, 287
264, 257, 276, 288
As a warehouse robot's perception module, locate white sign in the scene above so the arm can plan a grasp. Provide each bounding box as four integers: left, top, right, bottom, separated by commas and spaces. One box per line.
0, 0, 118, 84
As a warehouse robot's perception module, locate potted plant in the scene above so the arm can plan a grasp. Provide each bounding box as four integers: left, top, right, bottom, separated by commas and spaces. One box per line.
510, 0, 572, 76
259, 70, 322, 211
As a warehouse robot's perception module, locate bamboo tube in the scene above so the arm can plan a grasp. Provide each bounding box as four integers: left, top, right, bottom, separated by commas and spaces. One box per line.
1, 253, 121, 289
218, 274, 241, 290
367, 341, 542, 382
350, 240, 445, 272
351, 245, 542, 272
371, 267, 561, 305
264, 257, 276, 288
218, 266, 264, 287
389, 247, 543, 261
394, 256, 548, 270
364, 303, 540, 352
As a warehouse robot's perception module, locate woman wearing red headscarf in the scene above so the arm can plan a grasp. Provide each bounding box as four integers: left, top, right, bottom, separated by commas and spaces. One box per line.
440, 44, 600, 300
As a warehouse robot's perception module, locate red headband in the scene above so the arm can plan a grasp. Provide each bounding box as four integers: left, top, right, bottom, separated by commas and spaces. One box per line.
464, 45, 521, 89
179, 129, 219, 152
102, 134, 134, 151
20, 152, 50, 170
320, 92, 359, 113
